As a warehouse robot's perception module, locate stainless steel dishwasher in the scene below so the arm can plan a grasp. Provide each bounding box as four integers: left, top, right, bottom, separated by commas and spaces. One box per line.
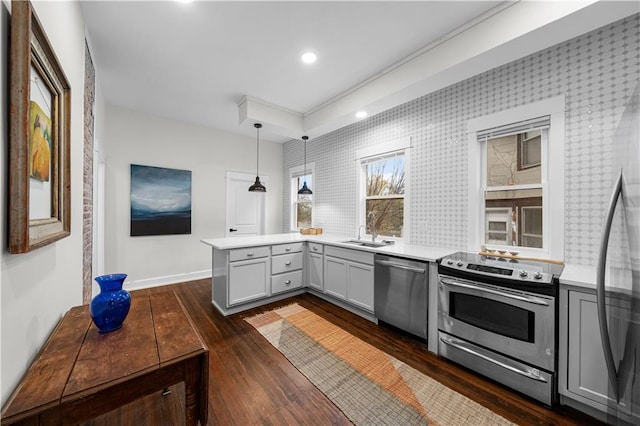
374, 254, 428, 339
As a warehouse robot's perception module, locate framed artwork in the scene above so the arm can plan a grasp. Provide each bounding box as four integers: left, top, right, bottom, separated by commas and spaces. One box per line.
130, 165, 192, 237
9, 0, 71, 253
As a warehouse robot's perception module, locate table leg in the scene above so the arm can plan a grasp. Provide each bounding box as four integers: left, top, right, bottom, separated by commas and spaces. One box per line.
184, 357, 202, 426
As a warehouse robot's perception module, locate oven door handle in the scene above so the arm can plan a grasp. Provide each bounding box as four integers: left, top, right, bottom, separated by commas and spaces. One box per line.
439, 277, 549, 306
440, 335, 548, 383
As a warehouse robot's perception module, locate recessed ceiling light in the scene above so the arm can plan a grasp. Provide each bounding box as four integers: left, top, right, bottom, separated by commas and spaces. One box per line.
356, 111, 368, 118
301, 52, 317, 64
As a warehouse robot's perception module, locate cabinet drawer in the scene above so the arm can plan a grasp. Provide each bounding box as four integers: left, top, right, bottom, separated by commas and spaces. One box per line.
272, 252, 303, 274
308, 242, 323, 254
229, 246, 270, 262
272, 270, 303, 294
272, 242, 304, 256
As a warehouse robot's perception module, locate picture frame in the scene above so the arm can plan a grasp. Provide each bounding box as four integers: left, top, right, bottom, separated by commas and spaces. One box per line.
9, 0, 71, 253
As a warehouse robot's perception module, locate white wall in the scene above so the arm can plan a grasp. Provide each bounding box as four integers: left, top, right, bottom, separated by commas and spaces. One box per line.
104, 105, 283, 290
1, 0, 87, 406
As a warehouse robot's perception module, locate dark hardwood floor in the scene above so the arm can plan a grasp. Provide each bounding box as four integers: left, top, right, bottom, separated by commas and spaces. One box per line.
83, 279, 602, 425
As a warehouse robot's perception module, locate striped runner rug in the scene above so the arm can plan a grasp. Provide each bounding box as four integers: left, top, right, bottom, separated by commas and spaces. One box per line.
245, 303, 514, 426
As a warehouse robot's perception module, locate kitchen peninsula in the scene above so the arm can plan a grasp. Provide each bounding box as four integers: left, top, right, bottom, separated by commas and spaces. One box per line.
201, 233, 452, 351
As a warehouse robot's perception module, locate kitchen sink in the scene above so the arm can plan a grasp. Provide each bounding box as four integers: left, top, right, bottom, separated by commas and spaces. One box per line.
340, 239, 395, 248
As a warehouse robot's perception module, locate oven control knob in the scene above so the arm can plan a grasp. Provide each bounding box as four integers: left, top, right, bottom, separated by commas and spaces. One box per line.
534, 272, 543, 280
447, 259, 454, 265
456, 260, 463, 267
519, 270, 528, 278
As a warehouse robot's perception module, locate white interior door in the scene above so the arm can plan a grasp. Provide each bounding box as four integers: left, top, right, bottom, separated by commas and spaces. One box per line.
225, 171, 267, 237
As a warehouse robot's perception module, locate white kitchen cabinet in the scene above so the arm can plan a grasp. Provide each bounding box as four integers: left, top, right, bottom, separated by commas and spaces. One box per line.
271, 243, 304, 295
271, 270, 303, 294
307, 243, 324, 291
559, 287, 636, 422
324, 256, 348, 300
324, 246, 374, 312
346, 261, 374, 311
228, 256, 270, 306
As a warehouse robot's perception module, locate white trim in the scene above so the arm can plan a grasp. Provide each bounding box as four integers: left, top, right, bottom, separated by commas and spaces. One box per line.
468, 97, 564, 134
467, 96, 565, 260
355, 137, 411, 160
290, 162, 315, 178
123, 269, 212, 292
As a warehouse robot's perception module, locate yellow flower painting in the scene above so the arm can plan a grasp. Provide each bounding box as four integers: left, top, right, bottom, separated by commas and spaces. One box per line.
29, 101, 52, 182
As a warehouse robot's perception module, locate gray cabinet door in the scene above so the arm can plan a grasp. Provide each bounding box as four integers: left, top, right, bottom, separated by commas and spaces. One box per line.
346, 262, 374, 312
228, 257, 270, 306
324, 256, 347, 300
567, 290, 633, 415
308, 252, 324, 291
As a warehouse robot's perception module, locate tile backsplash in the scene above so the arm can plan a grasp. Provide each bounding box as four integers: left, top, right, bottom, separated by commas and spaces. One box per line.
283, 14, 640, 266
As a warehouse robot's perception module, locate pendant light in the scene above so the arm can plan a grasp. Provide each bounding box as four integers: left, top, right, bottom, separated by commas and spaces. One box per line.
297, 135, 312, 195
248, 123, 266, 192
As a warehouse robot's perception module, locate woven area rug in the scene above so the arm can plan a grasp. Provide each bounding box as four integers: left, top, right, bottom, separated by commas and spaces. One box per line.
245, 303, 514, 426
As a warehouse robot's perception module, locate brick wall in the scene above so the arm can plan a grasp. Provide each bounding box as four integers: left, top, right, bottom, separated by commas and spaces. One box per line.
83, 42, 95, 304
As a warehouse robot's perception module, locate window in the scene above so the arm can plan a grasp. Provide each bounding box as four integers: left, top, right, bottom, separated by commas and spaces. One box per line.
518, 130, 542, 170
356, 138, 410, 240
467, 97, 565, 259
289, 164, 314, 230
486, 208, 512, 245
363, 153, 405, 237
522, 206, 543, 248
484, 128, 545, 248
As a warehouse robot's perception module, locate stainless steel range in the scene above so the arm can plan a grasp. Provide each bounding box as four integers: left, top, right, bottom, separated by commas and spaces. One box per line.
437, 252, 564, 405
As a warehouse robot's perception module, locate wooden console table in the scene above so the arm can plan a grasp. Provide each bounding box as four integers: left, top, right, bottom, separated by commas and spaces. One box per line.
1, 291, 208, 425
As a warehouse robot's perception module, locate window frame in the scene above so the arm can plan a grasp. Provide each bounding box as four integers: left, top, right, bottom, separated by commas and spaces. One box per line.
289, 162, 315, 231
467, 96, 565, 260
356, 138, 411, 241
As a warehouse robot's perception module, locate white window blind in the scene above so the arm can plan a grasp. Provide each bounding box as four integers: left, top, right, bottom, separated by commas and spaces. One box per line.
476, 116, 550, 142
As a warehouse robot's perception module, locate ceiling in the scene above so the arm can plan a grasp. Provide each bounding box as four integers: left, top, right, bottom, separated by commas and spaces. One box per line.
81, 1, 639, 143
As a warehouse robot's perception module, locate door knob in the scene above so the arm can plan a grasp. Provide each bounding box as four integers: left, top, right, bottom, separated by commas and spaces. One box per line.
229, 228, 238, 232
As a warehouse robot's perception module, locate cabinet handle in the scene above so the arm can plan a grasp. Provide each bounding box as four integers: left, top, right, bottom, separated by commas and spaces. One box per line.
313, 247, 318, 251
285, 280, 291, 285
285, 247, 291, 252
285, 261, 292, 266
246, 253, 254, 257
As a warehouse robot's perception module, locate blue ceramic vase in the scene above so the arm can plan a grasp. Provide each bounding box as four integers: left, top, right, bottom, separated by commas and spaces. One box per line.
90, 274, 131, 333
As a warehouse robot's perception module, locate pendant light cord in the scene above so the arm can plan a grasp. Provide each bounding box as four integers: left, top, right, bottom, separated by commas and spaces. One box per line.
254, 122, 262, 176
256, 125, 260, 176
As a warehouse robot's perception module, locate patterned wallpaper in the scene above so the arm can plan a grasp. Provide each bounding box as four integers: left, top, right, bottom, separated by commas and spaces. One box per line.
282, 14, 640, 266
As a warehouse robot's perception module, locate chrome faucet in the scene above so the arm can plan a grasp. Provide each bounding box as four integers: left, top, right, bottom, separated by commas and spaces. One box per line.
367, 211, 377, 242
357, 225, 366, 240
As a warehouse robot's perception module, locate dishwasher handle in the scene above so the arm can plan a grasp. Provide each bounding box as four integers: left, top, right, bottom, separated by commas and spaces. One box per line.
375, 259, 426, 274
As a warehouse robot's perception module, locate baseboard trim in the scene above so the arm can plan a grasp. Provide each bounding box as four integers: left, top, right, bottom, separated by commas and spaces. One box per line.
124, 270, 212, 292
307, 289, 378, 324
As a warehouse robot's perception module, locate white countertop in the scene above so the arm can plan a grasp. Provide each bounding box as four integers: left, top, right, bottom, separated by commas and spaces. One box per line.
201, 233, 455, 262
560, 262, 635, 293
559, 263, 597, 290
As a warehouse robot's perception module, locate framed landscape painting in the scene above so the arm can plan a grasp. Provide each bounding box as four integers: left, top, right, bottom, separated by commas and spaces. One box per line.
130, 164, 192, 236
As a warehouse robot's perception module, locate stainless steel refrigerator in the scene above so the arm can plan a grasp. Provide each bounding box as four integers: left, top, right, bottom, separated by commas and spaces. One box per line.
596, 85, 640, 425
